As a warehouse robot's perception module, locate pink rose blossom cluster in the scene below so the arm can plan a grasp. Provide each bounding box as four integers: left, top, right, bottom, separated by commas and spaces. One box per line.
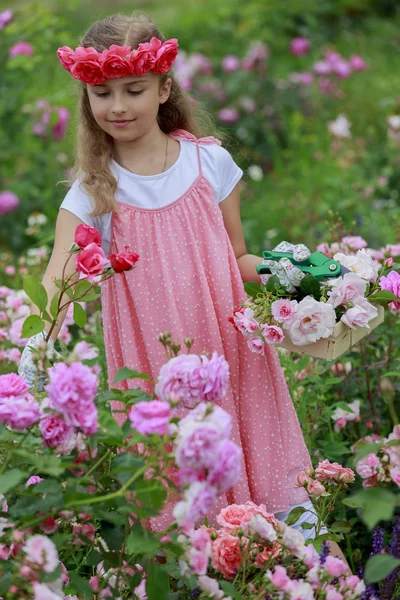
296, 460, 355, 498
94, 561, 146, 599
30, 99, 70, 141
0, 191, 19, 216
331, 399, 360, 432
173, 403, 242, 531
45, 361, 98, 436
180, 501, 363, 597
0, 373, 40, 430
155, 351, 229, 407
355, 424, 400, 488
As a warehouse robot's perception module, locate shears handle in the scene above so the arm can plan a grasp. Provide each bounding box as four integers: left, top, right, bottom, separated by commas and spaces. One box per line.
256, 250, 344, 280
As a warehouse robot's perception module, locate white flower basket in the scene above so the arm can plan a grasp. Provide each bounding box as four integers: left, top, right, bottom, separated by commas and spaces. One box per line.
278, 305, 385, 361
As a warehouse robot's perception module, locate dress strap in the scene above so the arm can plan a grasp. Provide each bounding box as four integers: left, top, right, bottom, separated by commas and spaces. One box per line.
169, 128, 222, 178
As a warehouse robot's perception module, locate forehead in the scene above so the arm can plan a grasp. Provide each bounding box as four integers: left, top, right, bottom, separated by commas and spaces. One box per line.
90, 72, 159, 88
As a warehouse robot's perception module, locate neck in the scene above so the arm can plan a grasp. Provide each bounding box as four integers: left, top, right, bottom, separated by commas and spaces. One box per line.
113, 124, 166, 165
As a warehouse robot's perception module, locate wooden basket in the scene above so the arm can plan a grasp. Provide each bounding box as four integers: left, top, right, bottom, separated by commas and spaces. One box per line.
278, 305, 385, 361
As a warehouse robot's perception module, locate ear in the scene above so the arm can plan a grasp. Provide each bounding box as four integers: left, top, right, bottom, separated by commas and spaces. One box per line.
159, 77, 172, 104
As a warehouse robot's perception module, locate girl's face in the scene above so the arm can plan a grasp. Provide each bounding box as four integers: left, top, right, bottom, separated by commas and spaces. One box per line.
86, 72, 171, 140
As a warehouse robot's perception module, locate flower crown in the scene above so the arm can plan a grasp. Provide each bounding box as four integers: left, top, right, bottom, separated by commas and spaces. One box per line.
57, 37, 179, 86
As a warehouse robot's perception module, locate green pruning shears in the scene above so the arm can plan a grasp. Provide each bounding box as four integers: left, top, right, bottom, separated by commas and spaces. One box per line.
256, 250, 350, 281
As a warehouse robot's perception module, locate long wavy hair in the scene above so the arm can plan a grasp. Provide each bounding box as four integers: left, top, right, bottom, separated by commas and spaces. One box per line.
72, 12, 222, 216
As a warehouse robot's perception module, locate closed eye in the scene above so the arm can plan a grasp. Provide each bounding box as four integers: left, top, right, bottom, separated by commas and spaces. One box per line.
94, 91, 144, 98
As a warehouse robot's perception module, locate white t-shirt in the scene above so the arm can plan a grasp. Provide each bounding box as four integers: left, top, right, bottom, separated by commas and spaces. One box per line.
60, 138, 243, 256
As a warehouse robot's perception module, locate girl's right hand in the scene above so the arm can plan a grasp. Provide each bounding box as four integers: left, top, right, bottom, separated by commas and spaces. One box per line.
18, 332, 57, 392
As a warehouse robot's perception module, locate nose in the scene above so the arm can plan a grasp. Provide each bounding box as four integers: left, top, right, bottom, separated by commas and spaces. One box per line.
111, 95, 128, 115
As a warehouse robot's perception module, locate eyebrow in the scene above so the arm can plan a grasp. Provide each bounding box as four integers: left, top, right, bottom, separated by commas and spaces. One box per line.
94, 79, 148, 88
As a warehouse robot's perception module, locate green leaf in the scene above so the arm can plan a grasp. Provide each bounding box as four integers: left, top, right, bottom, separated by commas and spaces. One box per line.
100, 522, 124, 552
126, 532, 160, 556
50, 291, 60, 320
354, 442, 382, 462
146, 563, 169, 600
22, 315, 45, 338
285, 506, 307, 526
220, 581, 245, 600
0, 469, 26, 494
67, 572, 93, 598
72, 280, 101, 302
73, 302, 87, 328
369, 291, 399, 304
330, 520, 352, 534
23, 275, 48, 312
244, 281, 260, 298
296, 355, 310, 371
342, 488, 397, 529
385, 371, 400, 378
113, 367, 150, 384
266, 274, 281, 292
301, 522, 315, 530
111, 453, 144, 484
300, 274, 322, 299
364, 554, 400, 584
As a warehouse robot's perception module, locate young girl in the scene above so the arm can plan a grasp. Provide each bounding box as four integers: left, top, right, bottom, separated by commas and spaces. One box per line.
19, 12, 323, 541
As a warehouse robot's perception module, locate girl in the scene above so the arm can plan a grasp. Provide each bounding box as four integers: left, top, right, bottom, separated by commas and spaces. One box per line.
19, 12, 324, 542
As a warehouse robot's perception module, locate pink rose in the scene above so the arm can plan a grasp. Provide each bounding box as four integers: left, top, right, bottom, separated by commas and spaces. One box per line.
349, 55, 367, 71
26, 476, 44, 487
307, 480, 325, 496
379, 270, 400, 309
390, 466, 400, 486
0, 191, 19, 215
262, 324, 284, 344
313, 61, 332, 76
244, 501, 277, 525
75, 242, 107, 282
341, 298, 378, 329
385, 244, 400, 257
284, 297, 336, 345
70, 47, 104, 85
23, 535, 59, 572
290, 37, 311, 56
0, 373, 29, 398
217, 108, 240, 124
206, 439, 242, 494
110, 248, 139, 273
40, 414, 74, 448
9, 42, 34, 58
324, 555, 348, 577
315, 459, 348, 482
0, 10, 13, 30
129, 400, 171, 436
271, 299, 297, 323
216, 504, 252, 531
296, 471, 311, 487
211, 533, 242, 579
154, 38, 179, 73
57, 46, 75, 70
129, 38, 159, 76
356, 454, 381, 479
52, 107, 70, 141
247, 337, 264, 354
266, 565, 291, 590
327, 272, 367, 308
176, 426, 220, 470
0, 395, 40, 430
342, 235, 368, 250
173, 481, 217, 529
222, 55, 240, 72
233, 307, 259, 335
333, 60, 352, 78
100, 45, 132, 79
74, 224, 102, 249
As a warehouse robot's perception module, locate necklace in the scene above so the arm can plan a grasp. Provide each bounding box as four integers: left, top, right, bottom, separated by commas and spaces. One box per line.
114, 133, 169, 175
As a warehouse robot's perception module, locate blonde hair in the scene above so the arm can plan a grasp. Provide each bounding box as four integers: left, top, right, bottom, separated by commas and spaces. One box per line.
72, 12, 223, 216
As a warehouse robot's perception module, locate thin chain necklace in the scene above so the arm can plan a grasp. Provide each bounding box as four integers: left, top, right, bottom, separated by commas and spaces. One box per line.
114, 133, 169, 175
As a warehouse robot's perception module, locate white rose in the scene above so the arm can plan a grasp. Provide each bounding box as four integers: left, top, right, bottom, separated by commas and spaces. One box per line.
333, 249, 379, 282
332, 399, 360, 422
283, 297, 336, 345
327, 272, 367, 308
246, 514, 277, 542
340, 297, 378, 329
328, 114, 351, 138
248, 165, 263, 181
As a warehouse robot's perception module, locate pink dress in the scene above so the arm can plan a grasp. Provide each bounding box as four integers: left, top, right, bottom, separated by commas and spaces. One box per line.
101, 129, 310, 518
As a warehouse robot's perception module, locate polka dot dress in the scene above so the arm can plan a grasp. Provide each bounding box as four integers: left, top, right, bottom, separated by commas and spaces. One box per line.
101, 130, 310, 524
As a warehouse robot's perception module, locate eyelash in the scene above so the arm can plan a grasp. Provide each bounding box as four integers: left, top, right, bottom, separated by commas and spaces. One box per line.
95, 91, 143, 98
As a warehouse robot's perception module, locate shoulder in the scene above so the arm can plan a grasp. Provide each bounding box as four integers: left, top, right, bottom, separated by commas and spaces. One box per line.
198, 143, 243, 203
60, 179, 98, 227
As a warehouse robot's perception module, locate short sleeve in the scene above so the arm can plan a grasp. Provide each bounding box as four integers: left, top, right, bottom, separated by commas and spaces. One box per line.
59, 179, 97, 226
200, 144, 243, 203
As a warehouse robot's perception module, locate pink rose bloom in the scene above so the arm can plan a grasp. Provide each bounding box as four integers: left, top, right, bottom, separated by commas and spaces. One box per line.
324, 555, 348, 577
356, 453, 380, 479
283, 297, 336, 345
0, 373, 29, 398
341, 298, 378, 330
217, 108, 240, 125
155, 354, 204, 406
233, 307, 259, 335
26, 475, 44, 487
222, 55, 240, 72
0, 191, 19, 215
178, 402, 232, 441
333, 59, 352, 78
290, 72, 314, 85
326, 589, 343, 600
271, 299, 297, 323
290, 37, 311, 56
72, 340, 99, 361
315, 459, 354, 482
40, 414, 74, 448
313, 61, 332, 76
173, 481, 217, 529
296, 471, 311, 486
379, 270, 400, 310
266, 565, 291, 590
100, 45, 132, 79
46, 362, 98, 435
9, 42, 34, 57
307, 480, 325, 496
188, 548, 209, 575
247, 337, 265, 354
385, 244, 400, 257
0, 10, 13, 29
200, 351, 229, 403
216, 504, 252, 530
129, 400, 171, 436
154, 38, 179, 73
52, 107, 70, 141
74, 224, 102, 249
390, 466, 400, 486
75, 242, 107, 282
198, 575, 225, 598
281, 525, 305, 556
327, 272, 367, 308
244, 501, 277, 525
23, 535, 59, 572
0, 394, 40, 430
176, 426, 221, 470
207, 439, 242, 494
70, 47, 104, 85
339, 467, 355, 483
129, 40, 157, 76
349, 55, 367, 71
211, 533, 242, 579
8, 317, 29, 347
261, 324, 284, 344
342, 235, 368, 250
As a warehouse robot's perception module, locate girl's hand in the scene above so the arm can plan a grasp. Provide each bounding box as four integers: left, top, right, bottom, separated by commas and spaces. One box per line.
18, 332, 59, 392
